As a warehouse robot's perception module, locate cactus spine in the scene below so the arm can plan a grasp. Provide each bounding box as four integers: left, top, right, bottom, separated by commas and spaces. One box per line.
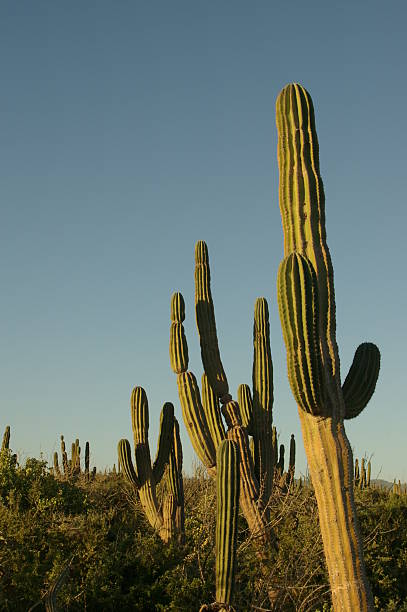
276, 83, 379, 610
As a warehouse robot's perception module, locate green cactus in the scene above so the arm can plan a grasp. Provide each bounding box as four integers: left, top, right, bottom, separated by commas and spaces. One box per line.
215, 439, 240, 608
85, 441, 90, 480
53, 451, 60, 476
118, 387, 183, 542
252, 297, 274, 505
170, 249, 270, 543
367, 460, 371, 488
167, 417, 185, 542
289, 434, 296, 481
1, 426, 10, 452
276, 82, 379, 610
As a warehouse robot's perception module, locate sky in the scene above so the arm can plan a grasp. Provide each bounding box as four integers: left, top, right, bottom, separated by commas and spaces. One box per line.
1, 1, 406, 482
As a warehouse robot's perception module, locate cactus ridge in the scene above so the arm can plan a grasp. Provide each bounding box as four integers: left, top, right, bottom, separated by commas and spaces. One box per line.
342, 343, 381, 419
177, 371, 217, 468
152, 402, 175, 483
195, 240, 229, 399
277, 252, 323, 415
216, 440, 240, 606
237, 384, 253, 434
131, 387, 149, 445
201, 373, 226, 450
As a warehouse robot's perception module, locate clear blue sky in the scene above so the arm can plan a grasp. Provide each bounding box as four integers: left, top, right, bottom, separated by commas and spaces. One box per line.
1, 1, 406, 481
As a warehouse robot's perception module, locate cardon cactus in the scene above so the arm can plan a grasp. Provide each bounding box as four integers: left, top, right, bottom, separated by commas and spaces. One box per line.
276, 83, 380, 610
118, 387, 184, 542
200, 440, 240, 612
169, 246, 270, 544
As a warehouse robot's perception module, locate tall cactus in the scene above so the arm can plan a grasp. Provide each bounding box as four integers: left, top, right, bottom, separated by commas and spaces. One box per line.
276, 82, 380, 610
200, 439, 240, 612
118, 387, 183, 542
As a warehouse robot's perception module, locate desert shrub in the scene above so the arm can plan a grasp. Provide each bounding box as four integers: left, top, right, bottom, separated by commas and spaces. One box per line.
1, 449, 407, 611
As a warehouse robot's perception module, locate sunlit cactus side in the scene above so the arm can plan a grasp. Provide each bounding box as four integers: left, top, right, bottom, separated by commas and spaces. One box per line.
215, 439, 240, 610
276, 82, 379, 610
118, 387, 175, 542
237, 384, 253, 434
1, 426, 10, 452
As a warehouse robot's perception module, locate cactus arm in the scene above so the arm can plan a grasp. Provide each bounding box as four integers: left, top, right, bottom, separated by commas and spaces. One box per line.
201, 372, 226, 450
152, 402, 174, 482
169, 293, 189, 375
177, 371, 217, 470
195, 241, 229, 400
170, 291, 218, 470
129, 387, 164, 532
237, 384, 253, 434
167, 418, 185, 541
277, 253, 324, 415
118, 439, 140, 487
342, 343, 381, 419
215, 439, 240, 608
252, 297, 274, 501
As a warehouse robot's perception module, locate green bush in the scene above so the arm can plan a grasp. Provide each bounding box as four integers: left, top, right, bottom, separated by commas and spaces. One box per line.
0, 449, 406, 611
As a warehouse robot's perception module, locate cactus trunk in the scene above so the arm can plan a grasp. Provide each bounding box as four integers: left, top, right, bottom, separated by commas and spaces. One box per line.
300, 411, 373, 610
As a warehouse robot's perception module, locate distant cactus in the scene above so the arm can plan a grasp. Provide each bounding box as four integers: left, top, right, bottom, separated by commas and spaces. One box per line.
276, 82, 379, 610
1, 426, 10, 452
